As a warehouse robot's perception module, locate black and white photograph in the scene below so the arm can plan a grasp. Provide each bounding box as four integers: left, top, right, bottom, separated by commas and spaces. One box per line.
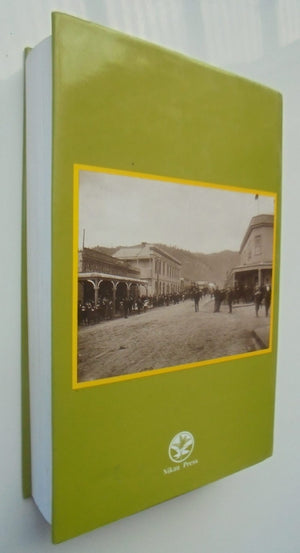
77, 169, 275, 383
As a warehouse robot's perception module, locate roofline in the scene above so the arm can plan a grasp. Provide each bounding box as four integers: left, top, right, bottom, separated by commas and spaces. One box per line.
151, 246, 181, 266
78, 272, 148, 285
240, 214, 274, 253
115, 243, 182, 266
80, 247, 139, 271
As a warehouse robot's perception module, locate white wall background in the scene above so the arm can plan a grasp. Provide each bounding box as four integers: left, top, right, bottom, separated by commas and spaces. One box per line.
1, 1, 300, 551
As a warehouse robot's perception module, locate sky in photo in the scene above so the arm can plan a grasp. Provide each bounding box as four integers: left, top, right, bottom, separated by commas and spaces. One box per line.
79, 169, 275, 254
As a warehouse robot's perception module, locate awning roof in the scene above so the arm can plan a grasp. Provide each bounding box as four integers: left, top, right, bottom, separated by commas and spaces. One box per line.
78, 272, 148, 285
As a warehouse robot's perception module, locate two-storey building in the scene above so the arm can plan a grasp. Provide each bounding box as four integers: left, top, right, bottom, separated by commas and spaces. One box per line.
114, 242, 182, 297
228, 214, 274, 289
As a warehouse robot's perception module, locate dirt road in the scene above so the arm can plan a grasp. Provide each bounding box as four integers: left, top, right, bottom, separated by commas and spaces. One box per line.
77, 297, 270, 382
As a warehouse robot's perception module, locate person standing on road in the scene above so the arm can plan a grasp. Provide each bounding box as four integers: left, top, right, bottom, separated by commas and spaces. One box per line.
122, 297, 129, 319
226, 287, 234, 314
214, 287, 222, 312
254, 285, 263, 317
263, 282, 271, 317
137, 296, 144, 314
193, 289, 200, 312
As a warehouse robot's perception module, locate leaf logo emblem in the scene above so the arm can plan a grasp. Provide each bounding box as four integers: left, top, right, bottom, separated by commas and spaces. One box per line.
168, 431, 195, 463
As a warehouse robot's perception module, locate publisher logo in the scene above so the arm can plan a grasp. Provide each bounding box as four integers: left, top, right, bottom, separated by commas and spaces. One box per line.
168, 431, 194, 463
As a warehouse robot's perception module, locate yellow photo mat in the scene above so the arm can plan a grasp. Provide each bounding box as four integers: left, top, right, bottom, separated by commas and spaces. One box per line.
72, 164, 277, 390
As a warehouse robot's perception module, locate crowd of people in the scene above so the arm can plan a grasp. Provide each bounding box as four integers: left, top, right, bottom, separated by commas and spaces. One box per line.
78, 291, 188, 325
253, 283, 272, 317
210, 283, 272, 316
78, 282, 272, 326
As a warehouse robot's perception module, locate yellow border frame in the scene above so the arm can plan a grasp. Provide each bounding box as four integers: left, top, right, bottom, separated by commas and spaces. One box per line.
72, 164, 277, 390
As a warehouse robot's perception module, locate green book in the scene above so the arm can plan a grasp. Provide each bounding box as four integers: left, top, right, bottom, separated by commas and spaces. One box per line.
24, 12, 282, 543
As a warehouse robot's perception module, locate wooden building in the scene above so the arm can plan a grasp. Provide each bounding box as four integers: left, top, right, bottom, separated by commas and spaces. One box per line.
114, 242, 182, 297
78, 248, 148, 311
227, 214, 274, 289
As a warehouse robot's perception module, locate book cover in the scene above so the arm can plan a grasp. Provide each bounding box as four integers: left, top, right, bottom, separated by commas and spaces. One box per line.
24, 12, 282, 543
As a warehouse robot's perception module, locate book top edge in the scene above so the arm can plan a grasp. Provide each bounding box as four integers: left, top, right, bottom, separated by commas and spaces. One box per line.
50, 11, 281, 98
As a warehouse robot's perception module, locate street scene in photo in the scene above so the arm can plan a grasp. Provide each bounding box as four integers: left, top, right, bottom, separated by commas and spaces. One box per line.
77, 169, 275, 383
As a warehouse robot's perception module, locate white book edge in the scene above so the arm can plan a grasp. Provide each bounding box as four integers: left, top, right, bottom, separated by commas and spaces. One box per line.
25, 36, 52, 524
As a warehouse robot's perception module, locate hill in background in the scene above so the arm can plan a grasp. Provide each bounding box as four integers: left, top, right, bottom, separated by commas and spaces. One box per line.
93, 243, 240, 287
